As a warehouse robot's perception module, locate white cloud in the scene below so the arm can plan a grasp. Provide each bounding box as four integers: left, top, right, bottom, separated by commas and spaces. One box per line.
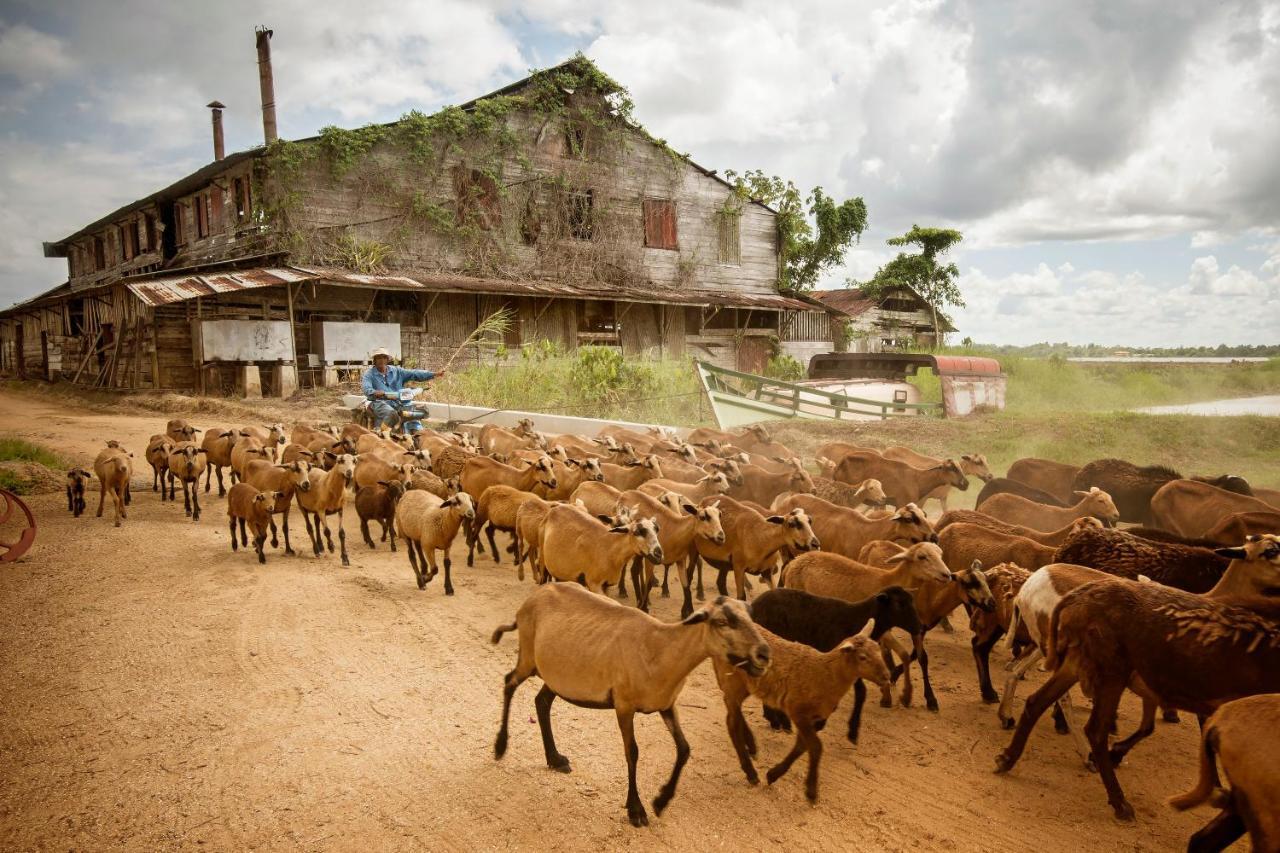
0, 22, 76, 111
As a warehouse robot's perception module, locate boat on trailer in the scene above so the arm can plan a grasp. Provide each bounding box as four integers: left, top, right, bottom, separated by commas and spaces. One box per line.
694, 353, 1004, 429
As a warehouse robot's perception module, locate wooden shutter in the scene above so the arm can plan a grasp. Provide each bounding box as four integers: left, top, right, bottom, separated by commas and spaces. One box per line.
643, 199, 677, 250
210, 187, 225, 230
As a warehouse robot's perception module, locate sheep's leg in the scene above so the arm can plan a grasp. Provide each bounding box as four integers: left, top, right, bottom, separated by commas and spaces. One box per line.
971, 628, 1002, 704
319, 513, 334, 553
336, 508, 349, 567
677, 562, 695, 620
999, 648, 1042, 729
229, 515, 238, 551
281, 507, 294, 556
190, 481, 201, 522
1187, 808, 1246, 853
1108, 685, 1159, 767
238, 518, 248, 547
405, 538, 425, 589
694, 554, 705, 601
846, 681, 866, 744
995, 665, 1077, 774
765, 727, 809, 788
616, 565, 629, 599
387, 515, 396, 553
378, 519, 388, 543
534, 685, 571, 772
616, 707, 648, 828
1052, 700, 1071, 734
800, 723, 824, 803
513, 531, 524, 581
1160, 705, 1180, 724
660, 562, 671, 598
152, 465, 159, 492
215, 465, 226, 496
733, 562, 748, 600
417, 540, 435, 581
494, 664, 533, 760
361, 518, 376, 549
167, 471, 175, 502
203, 463, 212, 494
1058, 688, 1095, 769
652, 707, 690, 816
96, 481, 106, 518
303, 510, 323, 557
916, 634, 939, 712
181, 479, 192, 517
880, 633, 913, 708
485, 523, 500, 564
254, 532, 267, 564
1083, 680, 1134, 820
763, 704, 792, 732
441, 547, 454, 595
724, 700, 759, 783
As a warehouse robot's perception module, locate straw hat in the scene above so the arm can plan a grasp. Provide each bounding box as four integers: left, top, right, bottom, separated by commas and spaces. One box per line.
370, 347, 393, 361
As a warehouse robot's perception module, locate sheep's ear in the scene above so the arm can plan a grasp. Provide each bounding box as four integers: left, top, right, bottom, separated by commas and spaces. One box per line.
884, 551, 908, 564
857, 618, 876, 639
681, 610, 710, 625
1213, 546, 1247, 559
596, 515, 614, 524
875, 591, 889, 604
969, 559, 984, 571
682, 503, 697, 515
378, 480, 391, 487
441, 496, 456, 507
764, 515, 785, 524
607, 525, 629, 534
624, 460, 641, 467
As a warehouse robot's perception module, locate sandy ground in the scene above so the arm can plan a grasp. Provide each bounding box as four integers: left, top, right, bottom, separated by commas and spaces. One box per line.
0, 390, 1215, 851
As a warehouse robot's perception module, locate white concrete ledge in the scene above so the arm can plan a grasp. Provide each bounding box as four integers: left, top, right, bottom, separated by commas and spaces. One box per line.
420, 401, 687, 438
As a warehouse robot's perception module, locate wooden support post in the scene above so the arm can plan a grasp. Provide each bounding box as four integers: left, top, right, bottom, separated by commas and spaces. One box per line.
286, 282, 300, 379
71, 330, 102, 384
132, 317, 144, 388
149, 326, 160, 389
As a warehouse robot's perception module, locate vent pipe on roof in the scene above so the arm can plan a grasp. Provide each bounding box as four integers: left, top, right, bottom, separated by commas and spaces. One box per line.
207, 101, 226, 161
255, 26, 278, 144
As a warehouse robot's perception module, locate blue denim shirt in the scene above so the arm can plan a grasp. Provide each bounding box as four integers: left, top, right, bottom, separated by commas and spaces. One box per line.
362, 364, 435, 400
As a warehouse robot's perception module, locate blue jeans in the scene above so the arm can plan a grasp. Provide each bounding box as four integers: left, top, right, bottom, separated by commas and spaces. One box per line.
370, 400, 423, 434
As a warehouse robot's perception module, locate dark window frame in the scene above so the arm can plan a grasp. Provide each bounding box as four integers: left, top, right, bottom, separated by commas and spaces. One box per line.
642, 198, 678, 250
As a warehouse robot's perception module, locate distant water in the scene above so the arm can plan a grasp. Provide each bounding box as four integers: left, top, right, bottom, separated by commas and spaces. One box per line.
1135, 395, 1280, 416
1069, 357, 1271, 364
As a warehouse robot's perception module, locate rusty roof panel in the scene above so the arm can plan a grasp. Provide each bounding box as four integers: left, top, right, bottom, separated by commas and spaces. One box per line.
126, 267, 314, 306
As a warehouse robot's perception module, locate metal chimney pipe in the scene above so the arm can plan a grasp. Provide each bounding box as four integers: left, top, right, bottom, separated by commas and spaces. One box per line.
255, 26, 278, 144
207, 101, 226, 160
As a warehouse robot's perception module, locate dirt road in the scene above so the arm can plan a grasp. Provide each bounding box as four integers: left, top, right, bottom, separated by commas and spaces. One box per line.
0, 390, 1208, 850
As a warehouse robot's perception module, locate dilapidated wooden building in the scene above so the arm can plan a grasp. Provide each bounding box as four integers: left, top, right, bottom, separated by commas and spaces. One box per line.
1, 39, 841, 395
779, 285, 957, 364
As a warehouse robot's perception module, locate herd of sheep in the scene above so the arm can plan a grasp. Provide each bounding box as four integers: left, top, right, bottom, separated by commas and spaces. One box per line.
66, 416, 1279, 848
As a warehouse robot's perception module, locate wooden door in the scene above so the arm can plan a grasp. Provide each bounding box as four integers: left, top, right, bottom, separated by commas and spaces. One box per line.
736, 337, 769, 374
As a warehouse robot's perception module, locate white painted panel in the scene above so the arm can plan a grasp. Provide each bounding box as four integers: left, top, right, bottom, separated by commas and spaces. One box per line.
312, 321, 401, 362
199, 320, 292, 362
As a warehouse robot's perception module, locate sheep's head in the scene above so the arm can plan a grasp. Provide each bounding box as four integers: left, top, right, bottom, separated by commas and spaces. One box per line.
959, 453, 994, 483
1071, 516, 1104, 533
676, 443, 700, 465
403, 449, 432, 469
746, 424, 771, 445
1214, 534, 1280, 590
264, 423, 287, 446
873, 587, 923, 635
954, 559, 996, 612
884, 542, 951, 584
1071, 486, 1120, 525
279, 460, 313, 492
815, 455, 837, 478
105, 440, 123, 449
66, 468, 92, 484
888, 503, 935, 544
443, 491, 476, 520
253, 491, 278, 512
854, 478, 888, 507
515, 417, 536, 435
709, 458, 744, 486
786, 458, 815, 492
610, 516, 663, 563
175, 425, 201, 441
377, 479, 408, 502
547, 445, 569, 463
688, 500, 726, 545
699, 471, 732, 495
685, 596, 771, 678
580, 457, 604, 482
333, 453, 358, 486
765, 508, 820, 552
940, 459, 971, 491
838, 620, 890, 686
532, 455, 557, 490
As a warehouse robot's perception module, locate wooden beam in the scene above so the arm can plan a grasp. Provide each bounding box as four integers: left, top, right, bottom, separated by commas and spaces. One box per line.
286, 282, 300, 370
70, 330, 102, 384
149, 325, 160, 389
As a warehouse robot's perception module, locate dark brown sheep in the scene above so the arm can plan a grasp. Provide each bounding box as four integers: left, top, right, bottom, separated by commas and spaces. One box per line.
1071, 458, 1253, 525
975, 477, 1067, 508
1053, 525, 1229, 593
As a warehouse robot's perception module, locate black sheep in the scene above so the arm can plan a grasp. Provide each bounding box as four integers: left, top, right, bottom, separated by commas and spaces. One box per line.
749, 586, 922, 743
975, 477, 1068, 509
66, 468, 91, 517
1071, 458, 1252, 525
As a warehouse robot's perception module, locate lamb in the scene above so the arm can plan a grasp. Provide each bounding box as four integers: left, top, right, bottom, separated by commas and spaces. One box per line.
468, 485, 545, 566
1168, 694, 1280, 852
145, 434, 175, 497
226, 483, 281, 564
201, 428, 243, 495
966, 562, 1033, 706
513, 493, 555, 582
242, 458, 314, 556
537, 504, 663, 595
1150, 478, 1277, 538
165, 418, 201, 444
809, 476, 888, 510
394, 490, 476, 593
694, 499, 820, 600
771, 494, 934, 560
1072, 458, 1254, 525
833, 452, 970, 508
978, 486, 1120, 531
165, 443, 208, 521
975, 477, 1068, 508
937, 523, 1058, 574
296, 452, 357, 567
1005, 457, 1081, 504
492, 583, 771, 828
715, 621, 888, 803
599, 455, 664, 490
1053, 524, 1230, 593
65, 467, 91, 517
935, 510, 1101, 546
93, 442, 132, 527
749, 586, 923, 743
356, 480, 408, 551
995, 535, 1280, 820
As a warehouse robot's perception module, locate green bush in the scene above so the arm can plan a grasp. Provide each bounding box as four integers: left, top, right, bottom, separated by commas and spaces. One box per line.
764, 354, 805, 381
0, 438, 64, 468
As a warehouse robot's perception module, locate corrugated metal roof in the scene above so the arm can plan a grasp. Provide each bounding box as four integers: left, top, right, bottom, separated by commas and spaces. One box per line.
125, 268, 313, 307
809, 288, 878, 318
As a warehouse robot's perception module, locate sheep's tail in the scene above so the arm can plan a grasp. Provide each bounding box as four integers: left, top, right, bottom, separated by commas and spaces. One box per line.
1043, 599, 1065, 671
490, 621, 518, 645
1004, 600, 1022, 654
1168, 722, 1223, 811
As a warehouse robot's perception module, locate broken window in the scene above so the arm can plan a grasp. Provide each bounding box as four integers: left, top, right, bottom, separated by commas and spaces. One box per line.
643, 199, 678, 250
174, 204, 186, 245
118, 224, 131, 262
93, 235, 106, 270
144, 214, 157, 252
717, 213, 740, 264
452, 166, 503, 231
233, 177, 249, 221
128, 220, 142, 258
195, 193, 209, 239
566, 189, 594, 240
210, 187, 224, 229
578, 300, 616, 335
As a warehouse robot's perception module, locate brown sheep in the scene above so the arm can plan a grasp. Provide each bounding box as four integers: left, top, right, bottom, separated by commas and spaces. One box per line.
238, 423, 287, 462
242, 459, 313, 556
145, 434, 175, 498
1150, 478, 1276, 538
833, 452, 970, 508
771, 494, 934, 560
599, 455, 664, 490
226, 483, 281, 564
637, 471, 731, 503
729, 459, 814, 506
538, 504, 663, 595
882, 446, 994, 511
395, 490, 476, 593
469, 484, 545, 566
1203, 510, 1280, 546
1005, 457, 1081, 504
166, 442, 209, 521
1168, 694, 1280, 852
937, 523, 1058, 574
978, 486, 1119, 531
165, 418, 201, 444
936, 510, 1101, 546
356, 479, 408, 551
296, 453, 358, 567
810, 476, 888, 510
1072, 458, 1253, 525
715, 621, 887, 803
93, 443, 132, 527
431, 444, 477, 480
695, 500, 820, 600
201, 428, 243, 495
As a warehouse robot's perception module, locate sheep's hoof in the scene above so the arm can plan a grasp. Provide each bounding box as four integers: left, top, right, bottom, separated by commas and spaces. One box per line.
926, 698, 940, 713
1162, 709, 1180, 724
981, 690, 999, 704
548, 755, 571, 773
416, 576, 427, 591
745, 771, 759, 785
1111, 801, 1135, 822
285, 548, 296, 557
993, 753, 1015, 774
1000, 716, 1015, 731
880, 696, 894, 709
445, 585, 455, 596
805, 786, 818, 804
765, 766, 786, 786
1085, 757, 1098, 773
627, 805, 649, 827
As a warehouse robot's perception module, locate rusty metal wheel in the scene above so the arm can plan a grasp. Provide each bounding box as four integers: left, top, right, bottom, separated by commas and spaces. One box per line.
0, 488, 37, 563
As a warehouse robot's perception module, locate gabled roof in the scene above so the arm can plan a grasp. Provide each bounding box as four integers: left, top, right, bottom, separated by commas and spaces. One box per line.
46, 55, 769, 255
810, 285, 957, 332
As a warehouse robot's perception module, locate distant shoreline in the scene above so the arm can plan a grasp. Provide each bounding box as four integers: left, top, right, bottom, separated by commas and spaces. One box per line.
1065, 356, 1272, 364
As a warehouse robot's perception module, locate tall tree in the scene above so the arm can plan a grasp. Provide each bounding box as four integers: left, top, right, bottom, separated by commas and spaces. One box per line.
725, 169, 868, 291
863, 225, 964, 349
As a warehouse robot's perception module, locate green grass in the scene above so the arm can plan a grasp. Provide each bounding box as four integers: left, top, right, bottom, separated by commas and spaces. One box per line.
0, 437, 67, 495
908, 356, 1280, 414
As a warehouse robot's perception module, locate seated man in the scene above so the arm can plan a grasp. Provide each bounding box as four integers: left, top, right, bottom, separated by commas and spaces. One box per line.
361, 347, 442, 434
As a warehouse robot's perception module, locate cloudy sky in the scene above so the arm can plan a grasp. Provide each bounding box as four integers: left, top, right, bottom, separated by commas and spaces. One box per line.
1, 0, 1278, 345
